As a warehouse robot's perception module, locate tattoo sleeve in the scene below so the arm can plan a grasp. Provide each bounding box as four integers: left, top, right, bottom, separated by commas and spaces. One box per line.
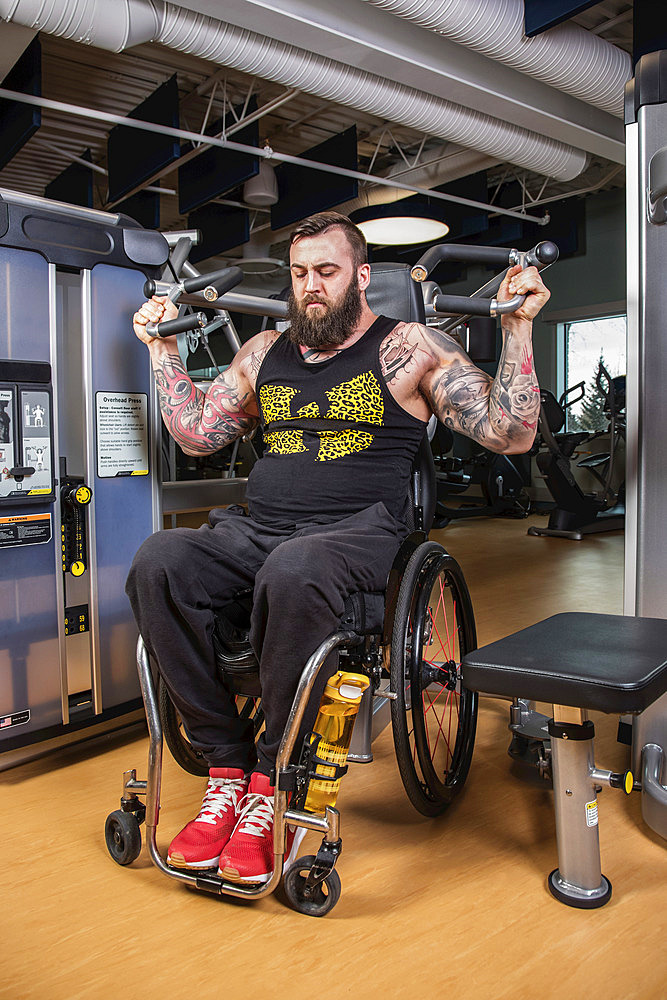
152, 350, 258, 455
425, 326, 540, 452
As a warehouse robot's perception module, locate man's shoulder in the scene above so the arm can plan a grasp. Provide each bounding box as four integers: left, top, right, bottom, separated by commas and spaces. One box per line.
377, 318, 467, 388
237, 330, 282, 386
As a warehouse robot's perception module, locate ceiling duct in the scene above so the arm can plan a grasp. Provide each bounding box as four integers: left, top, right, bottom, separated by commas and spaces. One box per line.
0, 0, 163, 51
363, 0, 631, 117
1, 0, 589, 182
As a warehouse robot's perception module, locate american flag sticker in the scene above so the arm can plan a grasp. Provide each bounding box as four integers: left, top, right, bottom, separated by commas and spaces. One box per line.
0, 711, 30, 729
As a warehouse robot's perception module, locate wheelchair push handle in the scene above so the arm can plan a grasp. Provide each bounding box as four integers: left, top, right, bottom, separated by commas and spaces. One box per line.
143, 265, 244, 304
145, 311, 208, 339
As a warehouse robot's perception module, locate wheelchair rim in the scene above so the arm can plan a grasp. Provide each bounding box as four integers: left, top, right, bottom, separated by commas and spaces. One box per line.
409, 553, 477, 800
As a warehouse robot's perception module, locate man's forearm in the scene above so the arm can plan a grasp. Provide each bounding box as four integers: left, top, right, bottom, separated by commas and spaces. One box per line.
149, 341, 256, 455
487, 320, 540, 452
426, 319, 539, 453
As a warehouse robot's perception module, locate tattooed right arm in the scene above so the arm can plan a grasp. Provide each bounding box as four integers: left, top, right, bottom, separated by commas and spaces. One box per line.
133, 295, 271, 456
149, 343, 258, 455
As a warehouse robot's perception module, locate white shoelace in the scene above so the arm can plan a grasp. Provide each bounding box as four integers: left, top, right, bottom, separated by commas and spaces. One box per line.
195, 777, 246, 826
233, 791, 274, 838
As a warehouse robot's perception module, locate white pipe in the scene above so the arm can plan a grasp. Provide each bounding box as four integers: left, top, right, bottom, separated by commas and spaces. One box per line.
364, 0, 631, 117
0, 0, 589, 182
0, 0, 164, 50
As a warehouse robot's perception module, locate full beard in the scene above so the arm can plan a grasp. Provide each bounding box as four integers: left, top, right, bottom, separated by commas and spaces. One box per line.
286, 277, 363, 349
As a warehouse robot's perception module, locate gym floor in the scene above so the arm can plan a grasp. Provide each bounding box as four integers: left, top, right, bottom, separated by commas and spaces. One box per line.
2, 515, 665, 1000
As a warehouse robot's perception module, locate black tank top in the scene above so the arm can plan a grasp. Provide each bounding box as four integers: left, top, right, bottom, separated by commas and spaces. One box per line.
247, 315, 428, 526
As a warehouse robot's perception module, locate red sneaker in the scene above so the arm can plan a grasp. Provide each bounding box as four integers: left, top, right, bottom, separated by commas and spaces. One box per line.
167, 767, 248, 870
218, 771, 306, 883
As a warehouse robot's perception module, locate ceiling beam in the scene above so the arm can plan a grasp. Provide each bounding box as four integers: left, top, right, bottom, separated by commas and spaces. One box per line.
175, 0, 625, 163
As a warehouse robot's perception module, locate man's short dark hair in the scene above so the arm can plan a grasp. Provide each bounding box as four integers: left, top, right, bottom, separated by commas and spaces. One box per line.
289, 211, 367, 269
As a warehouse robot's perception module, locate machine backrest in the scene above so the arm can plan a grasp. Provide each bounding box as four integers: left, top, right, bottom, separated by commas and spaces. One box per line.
365, 263, 434, 531
365, 262, 426, 323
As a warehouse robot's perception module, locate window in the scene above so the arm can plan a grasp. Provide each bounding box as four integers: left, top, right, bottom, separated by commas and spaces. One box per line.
562, 315, 626, 431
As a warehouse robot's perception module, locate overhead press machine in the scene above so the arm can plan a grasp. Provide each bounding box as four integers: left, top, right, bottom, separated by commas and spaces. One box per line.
0, 189, 168, 766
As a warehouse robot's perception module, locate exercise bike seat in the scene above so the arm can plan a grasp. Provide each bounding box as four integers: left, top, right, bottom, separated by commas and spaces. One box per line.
461, 612, 667, 715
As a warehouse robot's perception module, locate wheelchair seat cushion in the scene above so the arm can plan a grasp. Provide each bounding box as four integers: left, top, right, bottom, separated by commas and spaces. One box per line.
461, 612, 667, 715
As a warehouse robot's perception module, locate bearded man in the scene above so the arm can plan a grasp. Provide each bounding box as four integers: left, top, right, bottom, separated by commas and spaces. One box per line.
127, 210, 549, 884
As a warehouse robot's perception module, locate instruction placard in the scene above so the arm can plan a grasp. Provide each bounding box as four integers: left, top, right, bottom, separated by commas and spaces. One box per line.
96, 392, 149, 479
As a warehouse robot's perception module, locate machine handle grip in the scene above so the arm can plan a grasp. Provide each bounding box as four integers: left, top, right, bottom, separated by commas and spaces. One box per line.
182, 266, 244, 297
525, 240, 560, 268
433, 294, 492, 317
146, 311, 207, 338
412, 240, 559, 281
411, 244, 515, 281
142, 266, 244, 302
433, 293, 526, 317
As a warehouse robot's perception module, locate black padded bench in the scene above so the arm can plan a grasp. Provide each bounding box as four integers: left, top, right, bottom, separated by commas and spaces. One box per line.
462, 612, 667, 908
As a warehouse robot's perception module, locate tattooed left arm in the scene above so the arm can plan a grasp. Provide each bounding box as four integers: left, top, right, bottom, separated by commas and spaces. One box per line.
421, 264, 550, 454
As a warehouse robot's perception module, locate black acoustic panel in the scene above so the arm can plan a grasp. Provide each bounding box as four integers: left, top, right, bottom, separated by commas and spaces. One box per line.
115, 189, 160, 231
178, 97, 259, 215
107, 75, 180, 204
271, 126, 358, 231
524, 0, 598, 36
0, 35, 41, 172
187, 203, 249, 264
45, 148, 93, 208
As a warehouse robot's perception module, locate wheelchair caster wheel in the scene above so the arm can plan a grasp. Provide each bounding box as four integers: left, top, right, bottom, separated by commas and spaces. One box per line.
105, 809, 142, 866
283, 855, 341, 917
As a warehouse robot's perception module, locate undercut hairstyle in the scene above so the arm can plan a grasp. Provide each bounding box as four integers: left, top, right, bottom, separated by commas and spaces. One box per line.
289, 211, 368, 270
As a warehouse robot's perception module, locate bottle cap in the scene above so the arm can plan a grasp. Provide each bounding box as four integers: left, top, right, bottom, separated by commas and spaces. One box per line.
324, 671, 370, 704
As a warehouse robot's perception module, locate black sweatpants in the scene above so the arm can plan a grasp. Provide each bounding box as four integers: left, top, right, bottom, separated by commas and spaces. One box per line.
126, 502, 403, 775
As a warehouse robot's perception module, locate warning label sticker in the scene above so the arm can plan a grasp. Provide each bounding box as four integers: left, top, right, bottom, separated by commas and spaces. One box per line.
0, 512, 51, 548
96, 392, 149, 479
0, 710, 30, 730
585, 799, 599, 828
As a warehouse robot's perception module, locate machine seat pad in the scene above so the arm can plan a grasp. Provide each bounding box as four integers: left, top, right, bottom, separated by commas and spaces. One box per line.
461, 613, 667, 715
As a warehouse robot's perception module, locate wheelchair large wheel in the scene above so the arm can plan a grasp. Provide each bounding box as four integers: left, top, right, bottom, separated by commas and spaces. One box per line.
390, 541, 478, 816
158, 676, 264, 777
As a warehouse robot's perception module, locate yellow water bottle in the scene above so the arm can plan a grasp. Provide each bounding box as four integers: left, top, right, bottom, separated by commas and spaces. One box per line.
304, 671, 370, 814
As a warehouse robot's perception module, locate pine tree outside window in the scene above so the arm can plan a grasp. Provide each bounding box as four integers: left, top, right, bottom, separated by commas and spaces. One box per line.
563, 315, 626, 431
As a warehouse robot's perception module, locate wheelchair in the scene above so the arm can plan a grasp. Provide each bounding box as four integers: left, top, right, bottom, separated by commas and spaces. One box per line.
104, 261, 478, 916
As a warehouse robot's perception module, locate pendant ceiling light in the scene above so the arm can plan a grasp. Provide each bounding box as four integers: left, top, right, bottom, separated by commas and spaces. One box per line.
350, 202, 449, 245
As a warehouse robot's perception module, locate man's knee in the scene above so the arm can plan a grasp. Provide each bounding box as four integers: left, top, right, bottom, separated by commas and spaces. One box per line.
256, 537, 327, 592
126, 528, 195, 598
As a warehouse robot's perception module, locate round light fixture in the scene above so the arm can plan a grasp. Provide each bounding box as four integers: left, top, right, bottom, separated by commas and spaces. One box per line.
229, 256, 287, 275
350, 202, 449, 245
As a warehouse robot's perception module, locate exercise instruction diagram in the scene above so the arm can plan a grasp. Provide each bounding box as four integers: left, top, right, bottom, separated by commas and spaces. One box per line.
0, 386, 53, 499
96, 392, 149, 478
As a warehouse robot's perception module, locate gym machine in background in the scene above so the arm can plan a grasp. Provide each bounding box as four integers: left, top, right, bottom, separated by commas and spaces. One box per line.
0, 189, 167, 767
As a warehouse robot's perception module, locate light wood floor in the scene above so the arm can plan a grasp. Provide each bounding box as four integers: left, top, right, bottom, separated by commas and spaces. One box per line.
2, 515, 665, 1000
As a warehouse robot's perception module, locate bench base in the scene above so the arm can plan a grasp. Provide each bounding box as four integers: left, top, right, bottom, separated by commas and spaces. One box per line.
548, 869, 612, 908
